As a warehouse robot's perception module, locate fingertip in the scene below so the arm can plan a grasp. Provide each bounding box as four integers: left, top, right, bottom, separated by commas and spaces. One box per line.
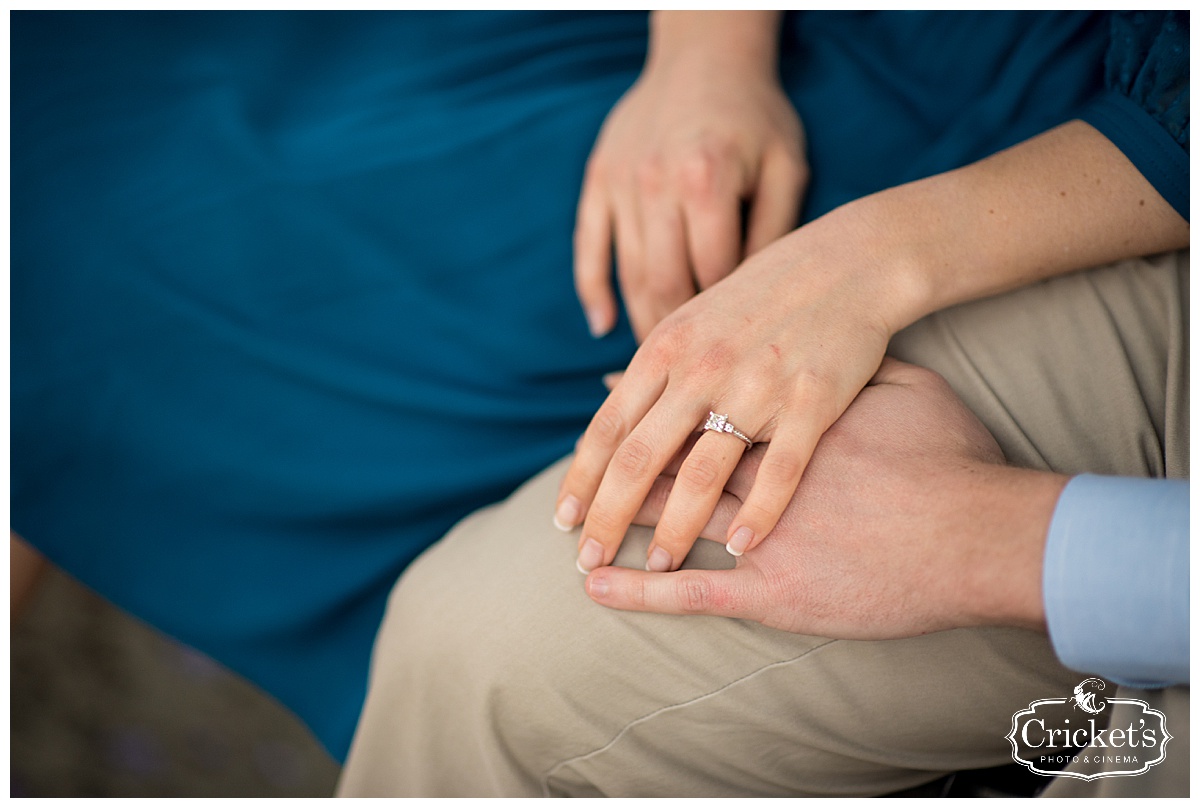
586, 305, 614, 339
576, 537, 605, 574
554, 495, 583, 532
726, 525, 754, 556
646, 544, 674, 573
586, 570, 610, 599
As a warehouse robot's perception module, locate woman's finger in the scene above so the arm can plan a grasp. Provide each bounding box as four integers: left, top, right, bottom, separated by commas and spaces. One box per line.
554, 363, 667, 533
575, 396, 707, 573
634, 176, 696, 340
679, 155, 744, 289
602, 371, 624, 391
632, 476, 741, 544
572, 174, 617, 338
744, 149, 807, 257
611, 189, 664, 343
645, 430, 745, 571
723, 417, 820, 556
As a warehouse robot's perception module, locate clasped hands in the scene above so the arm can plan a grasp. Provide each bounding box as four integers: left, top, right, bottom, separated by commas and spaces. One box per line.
571, 357, 1057, 639
557, 10, 1066, 639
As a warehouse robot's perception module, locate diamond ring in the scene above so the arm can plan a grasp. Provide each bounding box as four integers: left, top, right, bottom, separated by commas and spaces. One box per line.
702, 411, 753, 450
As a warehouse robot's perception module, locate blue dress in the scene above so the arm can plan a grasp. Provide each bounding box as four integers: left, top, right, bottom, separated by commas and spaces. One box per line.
10, 11, 1186, 760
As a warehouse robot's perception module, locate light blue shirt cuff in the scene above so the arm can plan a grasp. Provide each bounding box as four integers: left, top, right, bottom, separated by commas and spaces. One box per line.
1043, 474, 1189, 688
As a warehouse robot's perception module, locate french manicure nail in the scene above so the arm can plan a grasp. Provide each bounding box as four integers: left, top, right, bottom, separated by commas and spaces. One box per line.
577, 538, 604, 574
646, 545, 673, 573
586, 307, 611, 338
554, 495, 582, 532
727, 526, 754, 557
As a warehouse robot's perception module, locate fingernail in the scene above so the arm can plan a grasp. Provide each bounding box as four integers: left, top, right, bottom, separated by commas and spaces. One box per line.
554, 495, 582, 532
577, 538, 604, 574
727, 526, 754, 557
586, 307, 611, 338
602, 372, 622, 390
646, 545, 673, 573
587, 574, 609, 598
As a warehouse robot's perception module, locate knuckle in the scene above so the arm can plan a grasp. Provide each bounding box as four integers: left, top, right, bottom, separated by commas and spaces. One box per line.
589, 404, 627, 447
584, 507, 626, 538
675, 573, 725, 614
679, 148, 719, 196
644, 319, 691, 364
677, 575, 711, 613
635, 156, 665, 194
613, 435, 655, 478
759, 451, 805, 488
679, 453, 724, 492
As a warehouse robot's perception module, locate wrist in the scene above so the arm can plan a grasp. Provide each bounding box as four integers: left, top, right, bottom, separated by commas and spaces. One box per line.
952, 465, 1068, 632
646, 11, 782, 82
794, 194, 941, 339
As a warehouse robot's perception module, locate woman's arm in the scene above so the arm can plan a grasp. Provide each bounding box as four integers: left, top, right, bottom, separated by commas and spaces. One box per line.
559, 119, 1188, 576
872, 120, 1188, 335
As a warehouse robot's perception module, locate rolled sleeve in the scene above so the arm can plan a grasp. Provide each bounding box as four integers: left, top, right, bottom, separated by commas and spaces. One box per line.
1077, 10, 1189, 221
1043, 474, 1189, 688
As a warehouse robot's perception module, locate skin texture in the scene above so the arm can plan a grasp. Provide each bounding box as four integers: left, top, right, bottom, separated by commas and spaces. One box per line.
573, 11, 807, 342
582, 359, 1069, 638
557, 119, 1189, 583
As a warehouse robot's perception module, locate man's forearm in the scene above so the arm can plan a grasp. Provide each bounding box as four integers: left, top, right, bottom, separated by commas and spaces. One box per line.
836, 120, 1189, 334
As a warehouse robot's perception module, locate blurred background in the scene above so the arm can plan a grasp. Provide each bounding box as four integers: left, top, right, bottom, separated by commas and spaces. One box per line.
11, 565, 340, 797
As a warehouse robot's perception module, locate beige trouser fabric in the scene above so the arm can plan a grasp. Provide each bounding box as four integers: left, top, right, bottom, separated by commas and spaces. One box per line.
337, 251, 1188, 797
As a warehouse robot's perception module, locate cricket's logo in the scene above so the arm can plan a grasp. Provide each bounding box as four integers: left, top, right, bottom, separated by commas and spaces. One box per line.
1070, 678, 1107, 715
1006, 680, 1171, 781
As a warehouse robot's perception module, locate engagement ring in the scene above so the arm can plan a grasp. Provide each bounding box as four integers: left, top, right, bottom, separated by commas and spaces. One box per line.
702, 411, 753, 450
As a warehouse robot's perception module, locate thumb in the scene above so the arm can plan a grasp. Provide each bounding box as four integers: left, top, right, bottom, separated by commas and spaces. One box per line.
585, 566, 759, 619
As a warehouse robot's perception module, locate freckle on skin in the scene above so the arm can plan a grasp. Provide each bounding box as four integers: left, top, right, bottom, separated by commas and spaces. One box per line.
988, 209, 994, 214
1059, 191, 1067, 197
1139, 200, 1145, 206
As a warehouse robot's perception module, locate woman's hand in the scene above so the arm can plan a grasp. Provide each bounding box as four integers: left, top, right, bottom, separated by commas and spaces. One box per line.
583, 359, 1062, 638
575, 12, 808, 342
560, 207, 916, 574
559, 119, 1189, 578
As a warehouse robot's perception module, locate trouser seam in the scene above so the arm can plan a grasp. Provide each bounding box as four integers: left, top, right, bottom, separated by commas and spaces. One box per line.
539, 636, 840, 796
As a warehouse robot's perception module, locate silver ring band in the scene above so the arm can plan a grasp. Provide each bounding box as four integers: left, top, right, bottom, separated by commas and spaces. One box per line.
702, 411, 753, 450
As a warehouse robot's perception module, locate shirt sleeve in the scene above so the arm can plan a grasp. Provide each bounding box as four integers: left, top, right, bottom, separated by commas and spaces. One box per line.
1077, 10, 1189, 221
1043, 474, 1189, 688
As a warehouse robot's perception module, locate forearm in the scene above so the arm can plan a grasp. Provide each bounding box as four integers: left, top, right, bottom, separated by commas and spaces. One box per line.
646, 11, 783, 81
836, 120, 1189, 333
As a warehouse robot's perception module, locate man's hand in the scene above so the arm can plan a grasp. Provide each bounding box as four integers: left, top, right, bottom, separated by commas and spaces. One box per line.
583, 359, 1068, 640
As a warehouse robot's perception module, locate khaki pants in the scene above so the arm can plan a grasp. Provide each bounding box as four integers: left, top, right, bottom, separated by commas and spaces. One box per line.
337, 252, 1188, 797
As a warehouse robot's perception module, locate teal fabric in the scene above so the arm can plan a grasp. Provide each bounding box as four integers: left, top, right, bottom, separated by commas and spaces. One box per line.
1079, 10, 1190, 220
14, 12, 1135, 759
